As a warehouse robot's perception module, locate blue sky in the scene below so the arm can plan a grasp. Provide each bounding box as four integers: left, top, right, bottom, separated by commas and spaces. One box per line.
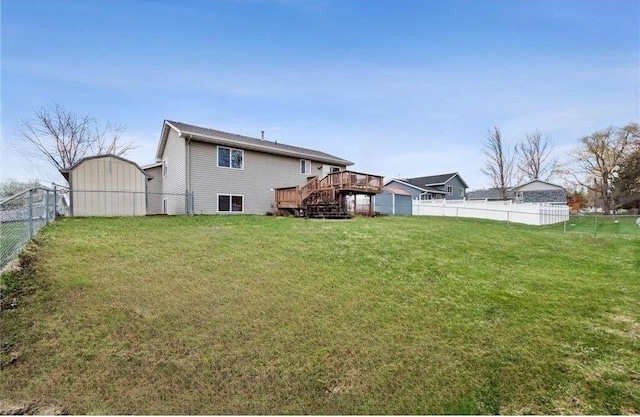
1, 0, 638, 189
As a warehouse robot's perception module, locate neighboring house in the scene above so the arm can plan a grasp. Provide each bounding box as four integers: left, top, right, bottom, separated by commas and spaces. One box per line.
154, 120, 353, 215
513, 179, 567, 203
376, 172, 468, 214
141, 162, 163, 215
467, 180, 567, 204
467, 188, 510, 201
60, 154, 148, 217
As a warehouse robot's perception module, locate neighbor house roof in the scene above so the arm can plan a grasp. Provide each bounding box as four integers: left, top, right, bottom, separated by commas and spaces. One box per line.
512, 179, 564, 190
466, 188, 513, 200
155, 120, 354, 166
60, 154, 149, 181
401, 172, 469, 189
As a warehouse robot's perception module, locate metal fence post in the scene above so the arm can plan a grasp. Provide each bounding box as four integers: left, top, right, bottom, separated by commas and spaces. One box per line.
45, 189, 50, 224
53, 186, 57, 218
28, 189, 34, 238
191, 191, 195, 215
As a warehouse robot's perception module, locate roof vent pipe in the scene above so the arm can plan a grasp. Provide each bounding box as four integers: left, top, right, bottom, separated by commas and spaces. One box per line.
261, 131, 264, 140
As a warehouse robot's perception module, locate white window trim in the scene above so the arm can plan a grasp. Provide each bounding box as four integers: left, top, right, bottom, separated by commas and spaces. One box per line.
217, 146, 244, 170
217, 193, 244, 213
300, 159, 311, 175
162, 198, 168, 214
446, 185, 453, 195
162, 159, 168, 178
330, 166, 341, 173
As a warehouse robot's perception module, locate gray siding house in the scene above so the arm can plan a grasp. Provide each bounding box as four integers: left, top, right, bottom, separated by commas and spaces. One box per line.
513, 180, 566, 203
154, 120, 353, 215
375, 172, 468, 214
468, 180, 566, 203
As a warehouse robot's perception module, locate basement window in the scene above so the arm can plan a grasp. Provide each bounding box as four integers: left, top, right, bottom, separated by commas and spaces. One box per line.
218, 194, 244, 212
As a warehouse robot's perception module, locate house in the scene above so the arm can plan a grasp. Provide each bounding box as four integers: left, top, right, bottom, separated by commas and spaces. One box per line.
141, 162, 163, 215
60, 154, 148, 216
466, 187, 510, 201
153, 120, 355, 215
375, 173, 468, 214
467, 180, 567, 204
513, 179, 566, 204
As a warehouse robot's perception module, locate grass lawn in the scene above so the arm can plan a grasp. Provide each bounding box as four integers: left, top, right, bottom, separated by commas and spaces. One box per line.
1, 215, 639, 414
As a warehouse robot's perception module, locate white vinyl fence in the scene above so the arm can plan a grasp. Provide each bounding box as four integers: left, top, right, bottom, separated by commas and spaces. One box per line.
412, 199, 569, 226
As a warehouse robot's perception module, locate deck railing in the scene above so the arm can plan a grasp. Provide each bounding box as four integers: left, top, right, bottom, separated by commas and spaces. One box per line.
320, 171, 383, 193
274, 170, 384, 209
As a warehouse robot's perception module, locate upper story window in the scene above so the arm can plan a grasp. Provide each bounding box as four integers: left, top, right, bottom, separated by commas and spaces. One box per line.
446, 185, 453, 194
300, 159, 311, 174
162, 159, 168, 177
459, 187, 464, 197
218, 146, 244, 170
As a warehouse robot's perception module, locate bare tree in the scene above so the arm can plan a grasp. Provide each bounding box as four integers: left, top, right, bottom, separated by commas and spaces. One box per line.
17, 103, 135, 181
515, 131, 559, 183
481, 127, 516, 200
567, 122, 639, 213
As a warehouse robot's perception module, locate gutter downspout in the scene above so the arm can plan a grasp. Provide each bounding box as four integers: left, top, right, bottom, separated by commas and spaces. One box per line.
186, 135, 192, 214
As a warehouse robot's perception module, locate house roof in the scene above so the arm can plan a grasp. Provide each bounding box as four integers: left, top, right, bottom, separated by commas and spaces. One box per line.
59, 154, 149, 181
141, 162, 163, 170
512, 179, 565, 191
401, 172, 469, 189
156, 120, 354, 166
466, 188, 513, 200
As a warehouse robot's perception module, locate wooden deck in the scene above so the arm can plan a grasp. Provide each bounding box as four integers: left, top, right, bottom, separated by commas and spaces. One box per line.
274, 170, 384, 217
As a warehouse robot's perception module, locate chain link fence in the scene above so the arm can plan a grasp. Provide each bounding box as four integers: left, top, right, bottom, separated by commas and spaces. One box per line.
1, 187, 58, 269
556, 214, 640, 236
67, 190, 193, 216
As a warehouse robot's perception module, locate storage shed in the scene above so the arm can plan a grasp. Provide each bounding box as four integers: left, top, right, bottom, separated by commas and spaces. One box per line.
61, 155, 148, 216
375, 185, 413, 215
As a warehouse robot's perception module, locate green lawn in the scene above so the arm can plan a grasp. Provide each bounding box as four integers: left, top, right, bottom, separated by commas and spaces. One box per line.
1, 215, 639, 414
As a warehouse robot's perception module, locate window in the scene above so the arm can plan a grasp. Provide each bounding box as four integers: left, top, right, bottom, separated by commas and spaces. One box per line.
459, 187, 464, 197
330, 166, 341, 173
218, 146, 244, 169
446, 185, 453, 195
300, 159, 311, 174
162, 198, 168, 214
218, 194, 243, 212
420, 194, 432, 201
162, 159, 168, 177
435, 194, 443, 199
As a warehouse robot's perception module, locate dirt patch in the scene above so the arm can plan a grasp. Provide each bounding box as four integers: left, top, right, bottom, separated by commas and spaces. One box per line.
0, 401, 67, 415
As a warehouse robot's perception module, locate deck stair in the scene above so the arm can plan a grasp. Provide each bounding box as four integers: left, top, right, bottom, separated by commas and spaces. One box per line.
274, 170, 384, 219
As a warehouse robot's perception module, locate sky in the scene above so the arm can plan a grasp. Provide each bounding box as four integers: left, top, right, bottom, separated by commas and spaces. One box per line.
1, 0, 639, 190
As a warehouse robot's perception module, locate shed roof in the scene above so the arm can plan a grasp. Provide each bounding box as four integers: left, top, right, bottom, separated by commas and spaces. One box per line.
59, 154, 149, 181
156, 120, 354, 166
383, 185, 413, 196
